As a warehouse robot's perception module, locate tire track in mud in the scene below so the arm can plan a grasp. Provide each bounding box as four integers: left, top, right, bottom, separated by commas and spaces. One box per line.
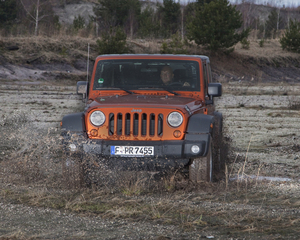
216, 83, 300, 179
0, 81, 84, 129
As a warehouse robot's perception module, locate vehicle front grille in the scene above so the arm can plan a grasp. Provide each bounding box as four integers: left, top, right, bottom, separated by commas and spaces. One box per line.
108, 112, 163, 137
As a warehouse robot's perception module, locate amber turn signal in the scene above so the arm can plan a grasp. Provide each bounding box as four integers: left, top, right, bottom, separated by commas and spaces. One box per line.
173, 130, 182, 138
90, 129, 98, 137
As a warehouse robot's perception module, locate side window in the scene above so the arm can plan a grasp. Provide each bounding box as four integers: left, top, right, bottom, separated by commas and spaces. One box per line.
207, 63, 213, 83
203, 62, 208, 96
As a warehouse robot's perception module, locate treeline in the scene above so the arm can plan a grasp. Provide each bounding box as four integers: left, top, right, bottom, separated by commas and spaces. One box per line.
0, 0, 188, 38
237, 2, 300, 39
1, 0, 300, 52
0, 0, 59, 36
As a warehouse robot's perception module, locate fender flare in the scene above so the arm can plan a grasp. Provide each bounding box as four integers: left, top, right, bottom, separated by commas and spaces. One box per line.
61, 112, 85, 133
186, 114, 214, 134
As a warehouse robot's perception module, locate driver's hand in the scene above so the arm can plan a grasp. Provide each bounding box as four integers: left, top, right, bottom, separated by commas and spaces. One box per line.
183, 82, 190, 87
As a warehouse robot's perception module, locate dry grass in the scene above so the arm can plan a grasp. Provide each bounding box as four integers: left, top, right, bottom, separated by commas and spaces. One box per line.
0, 230, 28, 240
0, 111, 63, 188
1, 35, 299, 63
1, 174, 300, 238
0, 36, 98, 64
1, 141, 300, 239
234, 38, 300, 59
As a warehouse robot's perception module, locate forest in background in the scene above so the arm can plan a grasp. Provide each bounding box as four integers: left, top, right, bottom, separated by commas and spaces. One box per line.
2, 0, 300, 55
1, 0, 300, 39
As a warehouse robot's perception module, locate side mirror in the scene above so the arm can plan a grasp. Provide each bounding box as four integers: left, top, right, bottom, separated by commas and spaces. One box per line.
208, 83, 222, 97
77, 81, 88, 101
206, 83, 222, 105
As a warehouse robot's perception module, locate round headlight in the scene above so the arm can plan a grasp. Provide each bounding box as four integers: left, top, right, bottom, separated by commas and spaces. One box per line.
90, 111, 106, 126
167, 111, 183, 127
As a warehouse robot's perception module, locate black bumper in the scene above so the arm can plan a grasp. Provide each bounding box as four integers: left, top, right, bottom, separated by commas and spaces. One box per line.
85, 139, 208, 158
63, 133, 210, 170
62, 132, 210, 159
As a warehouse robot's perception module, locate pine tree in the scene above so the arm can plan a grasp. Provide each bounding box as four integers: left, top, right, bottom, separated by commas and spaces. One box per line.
197, 0, 214, 6
94, 0, 141, 29
187, 0, 249, 51
280, 20, 300, 53
97, 27, 131, 54
73, 15, 85, 31
0, 0, 17, 27
138, 6, 160, 38
158, 0, 181, 36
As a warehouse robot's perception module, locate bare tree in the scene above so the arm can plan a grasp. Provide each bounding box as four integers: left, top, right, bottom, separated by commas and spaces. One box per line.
239, 2, 253, 30
276, 0, 282, 31
181, 7, 184, 41
20, 0, 50, 36
128, 7, 136, 39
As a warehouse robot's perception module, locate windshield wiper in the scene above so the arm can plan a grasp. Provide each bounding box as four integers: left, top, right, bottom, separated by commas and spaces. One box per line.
118, 88, 135, 94
96, 87, 135, 94
162, 87, 180, 96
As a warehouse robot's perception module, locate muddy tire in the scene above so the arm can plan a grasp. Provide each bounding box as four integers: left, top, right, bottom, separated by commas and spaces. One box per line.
212, 113, 226, 180
189, 140, 213, 182
62, 154, 84, 189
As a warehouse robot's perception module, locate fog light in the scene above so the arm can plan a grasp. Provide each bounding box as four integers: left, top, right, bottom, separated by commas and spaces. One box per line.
173, 130, 182, 138
191, 145, 200, 154
69, 143, 76, 152
90, 129, 98, 137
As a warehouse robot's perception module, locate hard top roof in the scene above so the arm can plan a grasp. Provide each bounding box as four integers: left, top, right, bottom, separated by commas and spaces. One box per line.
96, 54, 210, 62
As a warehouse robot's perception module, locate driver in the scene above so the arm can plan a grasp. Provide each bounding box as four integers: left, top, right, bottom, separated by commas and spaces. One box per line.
160, 66, 174, 85
160, 66, 190, 86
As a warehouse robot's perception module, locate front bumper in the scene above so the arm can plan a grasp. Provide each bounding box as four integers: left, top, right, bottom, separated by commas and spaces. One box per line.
63, 132, 210, 159
62, 132, 210, 170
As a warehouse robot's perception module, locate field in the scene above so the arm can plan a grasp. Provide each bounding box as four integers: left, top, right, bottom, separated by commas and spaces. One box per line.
1, 78, 300, 239
1, 37, 300, 239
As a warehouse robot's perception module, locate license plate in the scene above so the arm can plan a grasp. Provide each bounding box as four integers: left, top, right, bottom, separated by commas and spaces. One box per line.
111, 146, 154, 157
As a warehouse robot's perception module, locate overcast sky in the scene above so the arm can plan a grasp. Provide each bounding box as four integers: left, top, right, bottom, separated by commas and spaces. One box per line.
230, 0, 300, 7
172, 0, 300, 7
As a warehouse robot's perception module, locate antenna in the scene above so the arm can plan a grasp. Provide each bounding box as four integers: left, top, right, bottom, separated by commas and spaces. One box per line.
87, 43, 90, 82
82, 43, 90, 103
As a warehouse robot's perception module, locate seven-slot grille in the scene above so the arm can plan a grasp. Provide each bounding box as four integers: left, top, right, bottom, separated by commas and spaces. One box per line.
108, 113, 163, 137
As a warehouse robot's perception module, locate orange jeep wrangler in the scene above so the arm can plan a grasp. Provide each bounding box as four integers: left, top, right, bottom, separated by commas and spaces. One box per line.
61, 54, 223, 186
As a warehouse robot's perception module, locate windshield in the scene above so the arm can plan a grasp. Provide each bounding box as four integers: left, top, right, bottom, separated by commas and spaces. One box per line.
92, 59, 200, 91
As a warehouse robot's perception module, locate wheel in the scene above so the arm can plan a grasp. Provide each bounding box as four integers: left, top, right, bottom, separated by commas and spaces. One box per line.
212, 113, 226, 180
62, 154, 84, 189
189, 140, 213, 182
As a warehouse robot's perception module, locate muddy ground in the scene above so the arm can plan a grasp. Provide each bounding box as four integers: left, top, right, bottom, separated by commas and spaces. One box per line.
1, 38, 300, 239
1, 75, 300, 239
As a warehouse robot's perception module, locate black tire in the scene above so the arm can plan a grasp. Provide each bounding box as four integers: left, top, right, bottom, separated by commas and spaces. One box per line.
62, 154, 84, 189
213, 113, 225, 180
189, 140, 213, 182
